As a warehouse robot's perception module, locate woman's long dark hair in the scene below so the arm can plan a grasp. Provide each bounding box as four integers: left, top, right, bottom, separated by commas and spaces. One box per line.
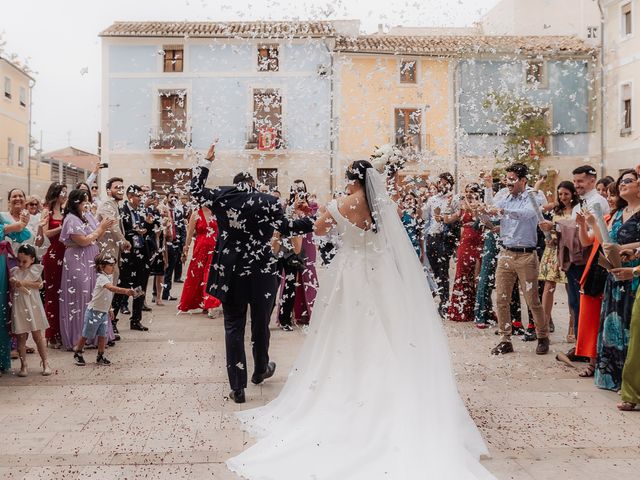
45, 182, 66, 210
346, 160, 376, 231
613, 169, 637, 213
64, 189, 89, 223
554, 181, 580, 215
608, 181, 625, 215
75, 182, 92, 202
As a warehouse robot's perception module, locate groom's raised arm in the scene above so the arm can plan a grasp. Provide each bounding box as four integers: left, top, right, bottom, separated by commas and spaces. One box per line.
190, 144, 223, 208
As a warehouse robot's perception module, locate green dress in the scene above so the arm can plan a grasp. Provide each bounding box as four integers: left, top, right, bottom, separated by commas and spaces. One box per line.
621, 288, 640, 404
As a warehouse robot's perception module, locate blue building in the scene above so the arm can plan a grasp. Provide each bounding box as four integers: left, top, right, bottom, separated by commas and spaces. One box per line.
100, 21, 358, 198
455, 37, 599, 183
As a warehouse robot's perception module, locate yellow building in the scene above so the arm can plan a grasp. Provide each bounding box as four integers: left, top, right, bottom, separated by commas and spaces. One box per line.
334, 36, 452, 191
0, 56, 49, 208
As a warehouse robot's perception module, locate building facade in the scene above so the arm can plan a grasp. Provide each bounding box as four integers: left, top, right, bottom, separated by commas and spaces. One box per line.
100, 21, 358, 201
0, 57, 49, 208
335, 35, 598, 188
480, 0, 601, 42
334, 37, 451, 191
457, 37, 599, 184
602, 0, 640, 174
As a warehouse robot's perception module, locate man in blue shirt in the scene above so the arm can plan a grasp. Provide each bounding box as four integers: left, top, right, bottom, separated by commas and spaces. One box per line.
489, 163, 549, 355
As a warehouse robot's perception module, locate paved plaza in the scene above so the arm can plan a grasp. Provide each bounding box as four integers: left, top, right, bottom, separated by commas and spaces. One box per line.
0, 277, 639, 480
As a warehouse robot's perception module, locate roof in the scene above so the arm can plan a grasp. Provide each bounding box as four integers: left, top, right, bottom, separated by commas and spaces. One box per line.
0, 56, 35, 82
42, 147, 99, 171
100, 21, 336, 38
334, 35, 596, 56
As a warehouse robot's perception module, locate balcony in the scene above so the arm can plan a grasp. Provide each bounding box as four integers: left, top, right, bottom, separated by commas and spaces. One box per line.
149, 126, 191, 150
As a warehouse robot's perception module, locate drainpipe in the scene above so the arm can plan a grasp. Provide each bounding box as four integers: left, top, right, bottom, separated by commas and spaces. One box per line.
323, 40, 336, 196
597, 0, 605, 176
27, 78, 35, 195
452, 60, 461, 194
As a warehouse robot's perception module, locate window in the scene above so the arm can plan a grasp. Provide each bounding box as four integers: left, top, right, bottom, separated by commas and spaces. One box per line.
622, 2, 633, 37
399, 60, 417, 84
622, 83, 632, 134
150, 90, 188, 149
7, 138, 14, 165
525, 60, 545, 85
257, 45, 279, 72
17, 146, 25, 167
163, 46, 184, 72
394, 108, 422, 151
257, 168, 278, 190
19, 86, 26, 107
4, 77, 11, 99
249, 89, 282, 149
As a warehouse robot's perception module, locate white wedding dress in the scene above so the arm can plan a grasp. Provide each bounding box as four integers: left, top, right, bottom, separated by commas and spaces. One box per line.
227, 169, 496, 480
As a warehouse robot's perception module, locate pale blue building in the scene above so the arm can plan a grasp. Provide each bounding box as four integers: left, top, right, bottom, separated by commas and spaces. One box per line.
100, 20, 358, 198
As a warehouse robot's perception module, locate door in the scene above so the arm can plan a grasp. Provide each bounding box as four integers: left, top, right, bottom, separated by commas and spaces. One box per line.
150, 168, 192, 196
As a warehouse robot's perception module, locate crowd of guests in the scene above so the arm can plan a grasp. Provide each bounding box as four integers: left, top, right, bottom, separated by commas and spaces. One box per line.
395, 161, 640, 412
3, 157, 640, 413
0, 165, 215, 374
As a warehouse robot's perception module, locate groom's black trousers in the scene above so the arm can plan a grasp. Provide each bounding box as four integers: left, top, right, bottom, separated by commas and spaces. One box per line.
222, 272, 278, 391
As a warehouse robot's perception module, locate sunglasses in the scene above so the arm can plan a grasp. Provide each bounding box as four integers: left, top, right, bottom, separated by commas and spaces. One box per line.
27, 203, 39, 207
620, 178, 637, 185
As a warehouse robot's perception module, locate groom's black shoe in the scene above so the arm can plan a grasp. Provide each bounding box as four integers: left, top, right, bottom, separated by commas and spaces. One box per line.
251, 361, 276, 385
228, 389, 245, 404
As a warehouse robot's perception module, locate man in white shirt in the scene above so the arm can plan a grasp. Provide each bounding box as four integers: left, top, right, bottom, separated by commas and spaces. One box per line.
566, 165, 610, 347
571, 165, 610, 218
423, 172, 459, 316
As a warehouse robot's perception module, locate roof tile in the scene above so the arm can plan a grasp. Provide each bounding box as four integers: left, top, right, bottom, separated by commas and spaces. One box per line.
100, 21, 336, 38
334, 35, 595, 56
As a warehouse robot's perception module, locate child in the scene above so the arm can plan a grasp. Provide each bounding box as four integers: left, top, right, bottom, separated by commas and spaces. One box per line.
9, 244, 51, 377
73, 252, 137, 366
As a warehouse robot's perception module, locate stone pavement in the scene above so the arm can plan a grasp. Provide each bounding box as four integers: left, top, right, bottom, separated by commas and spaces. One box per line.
0, 277, 639, 480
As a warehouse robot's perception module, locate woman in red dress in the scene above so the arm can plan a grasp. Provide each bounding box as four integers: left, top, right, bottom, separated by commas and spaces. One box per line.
42, 183, 67, 348
178, 206, 221, 315
446, 183, 483, 322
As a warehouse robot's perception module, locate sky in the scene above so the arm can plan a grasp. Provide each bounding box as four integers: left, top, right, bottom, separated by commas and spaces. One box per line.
1, 0, 499, 154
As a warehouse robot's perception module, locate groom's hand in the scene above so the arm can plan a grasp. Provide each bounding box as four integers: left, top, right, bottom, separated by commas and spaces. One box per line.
205, 144, 216, 162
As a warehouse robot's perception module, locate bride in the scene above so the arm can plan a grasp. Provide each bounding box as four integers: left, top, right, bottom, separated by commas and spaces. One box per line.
227, 160, 496, 480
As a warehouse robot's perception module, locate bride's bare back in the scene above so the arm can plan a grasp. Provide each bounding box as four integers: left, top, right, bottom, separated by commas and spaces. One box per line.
315, 191, 373, 235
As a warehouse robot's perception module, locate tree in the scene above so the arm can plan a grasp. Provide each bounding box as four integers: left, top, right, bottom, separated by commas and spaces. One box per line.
482, 91, 550, 177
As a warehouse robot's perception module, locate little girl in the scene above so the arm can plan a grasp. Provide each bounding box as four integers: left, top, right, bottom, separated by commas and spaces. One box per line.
10, 244, 51, 377
73, 252, 137, 366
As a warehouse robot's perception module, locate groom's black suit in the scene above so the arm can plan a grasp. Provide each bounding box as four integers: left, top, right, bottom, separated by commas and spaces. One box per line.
191, 164, 314, 391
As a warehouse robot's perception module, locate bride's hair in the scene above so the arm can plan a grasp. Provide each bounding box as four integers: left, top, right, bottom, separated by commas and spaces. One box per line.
346, 160, 377, 232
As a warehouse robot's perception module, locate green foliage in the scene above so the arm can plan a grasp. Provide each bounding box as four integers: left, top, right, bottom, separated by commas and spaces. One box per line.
482, 91, 551, 178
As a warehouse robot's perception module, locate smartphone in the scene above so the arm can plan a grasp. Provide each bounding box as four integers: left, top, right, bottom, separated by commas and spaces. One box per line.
99, 163, 109, 169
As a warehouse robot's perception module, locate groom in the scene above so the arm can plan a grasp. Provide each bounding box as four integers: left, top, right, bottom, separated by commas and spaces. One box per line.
191, 145, 314, 403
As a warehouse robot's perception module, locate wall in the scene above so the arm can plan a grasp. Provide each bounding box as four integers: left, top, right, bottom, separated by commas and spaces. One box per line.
603, 0, 640, 175
103, 37, 333, 199
481, 0, 600, 40
335, 54, 451, 188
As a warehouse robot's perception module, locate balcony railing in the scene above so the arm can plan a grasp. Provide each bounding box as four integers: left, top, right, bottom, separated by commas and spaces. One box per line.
149, 126, 191, 150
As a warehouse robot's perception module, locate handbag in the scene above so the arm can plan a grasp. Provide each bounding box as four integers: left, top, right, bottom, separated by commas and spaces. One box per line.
277, 238, 306, 272
581, 247, 608, 297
